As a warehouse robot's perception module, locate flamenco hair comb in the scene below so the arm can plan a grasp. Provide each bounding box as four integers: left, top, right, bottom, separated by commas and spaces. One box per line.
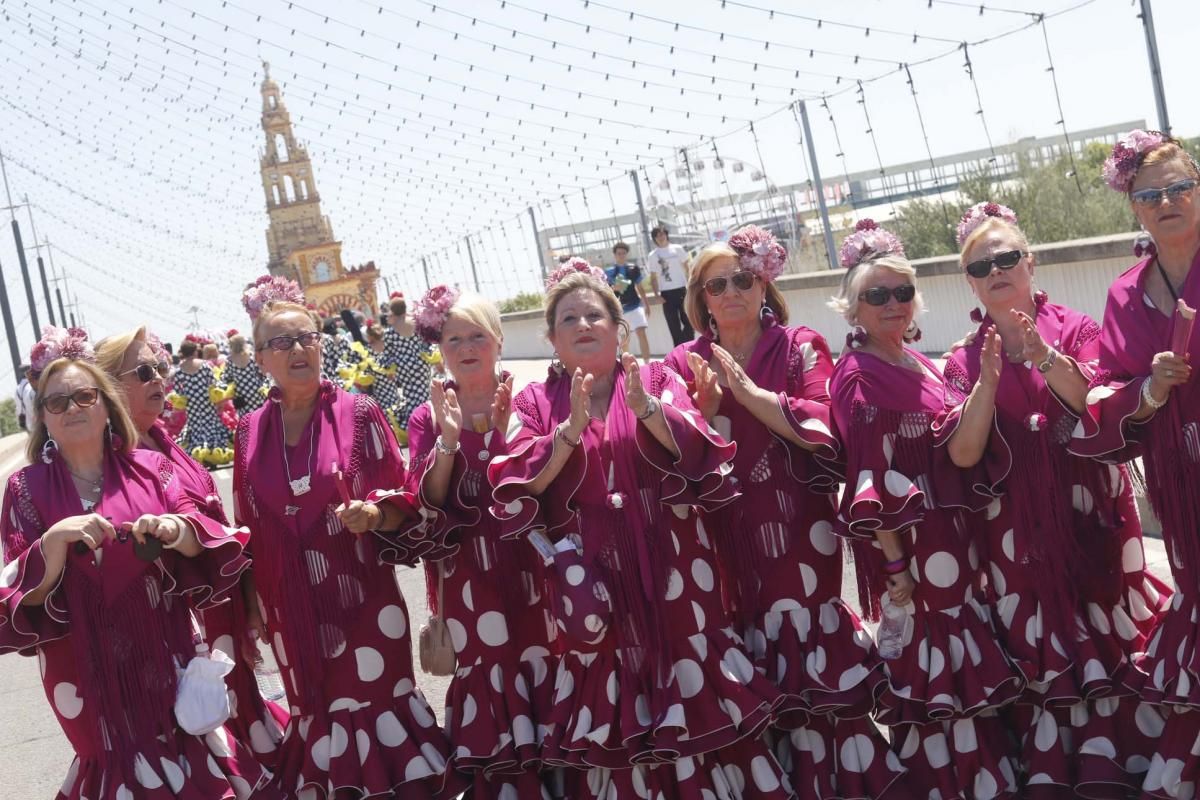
838, 219, 905, 270
242, 274, 306, 320
30, 325, 94, 375
956, 202, 1018, 247
727, 225, 787, 283
545, 257, 608, 291
412, 284, 461, 345
1102, 129, 1170, 193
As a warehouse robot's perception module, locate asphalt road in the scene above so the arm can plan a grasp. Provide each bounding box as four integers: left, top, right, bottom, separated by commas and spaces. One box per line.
0, 358, 1174, 797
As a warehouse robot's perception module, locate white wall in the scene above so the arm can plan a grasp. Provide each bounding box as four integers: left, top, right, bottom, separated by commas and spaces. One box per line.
500, 233, 1140, 359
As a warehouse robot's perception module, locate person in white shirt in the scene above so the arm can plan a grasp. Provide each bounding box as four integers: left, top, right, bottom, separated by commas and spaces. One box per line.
645, 226, 695, 346
14, 364, 37, 432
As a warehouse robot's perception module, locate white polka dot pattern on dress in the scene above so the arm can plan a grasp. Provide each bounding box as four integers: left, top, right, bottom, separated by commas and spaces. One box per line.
923, 551, 960, 589
53, 682, 83, 719
477, 610, 510, 647
674, 659, 705, 699
377, 604, 407, 640
354, 647, 385, 682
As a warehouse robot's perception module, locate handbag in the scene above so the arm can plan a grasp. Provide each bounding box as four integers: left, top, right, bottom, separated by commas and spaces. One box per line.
174, 643, 235, 735
419, 563, 457, 676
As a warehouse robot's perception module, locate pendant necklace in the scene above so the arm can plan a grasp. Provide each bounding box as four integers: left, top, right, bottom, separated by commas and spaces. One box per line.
282, 412, 317, 497
68, 468, 103, 495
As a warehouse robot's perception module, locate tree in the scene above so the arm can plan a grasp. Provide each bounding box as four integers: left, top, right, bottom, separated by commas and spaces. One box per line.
498, 291, 544, 314
0, 398, 19, 437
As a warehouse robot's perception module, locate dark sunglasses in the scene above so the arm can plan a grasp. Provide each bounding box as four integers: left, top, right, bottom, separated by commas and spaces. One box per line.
40, 387, 101, 414
858, 284, 916, 306
703, 270, 756, 297
119, 361, 170, 383
963, 249, 1026, 280
260, 331, 322, 352
1131, 179, 1198, 207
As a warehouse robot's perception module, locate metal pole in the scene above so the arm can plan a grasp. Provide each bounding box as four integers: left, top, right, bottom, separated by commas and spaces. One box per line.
0, 150, 41, 335
24, 198, 55, 326
420, 256, 432, 292
798, 101, 839, 271
464, 235, 480, 292
528, 207, 548, 284
629, 169, 653, 260
1138, 0, 1171, 134
46, 240, 68, 325
0, 253, 21, 379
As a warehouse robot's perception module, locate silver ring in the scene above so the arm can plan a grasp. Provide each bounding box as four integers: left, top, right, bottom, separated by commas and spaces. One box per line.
1167, 369, 1174, 378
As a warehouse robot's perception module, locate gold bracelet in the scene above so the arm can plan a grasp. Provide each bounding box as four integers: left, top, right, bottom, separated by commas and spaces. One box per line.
555, 423, 581, 447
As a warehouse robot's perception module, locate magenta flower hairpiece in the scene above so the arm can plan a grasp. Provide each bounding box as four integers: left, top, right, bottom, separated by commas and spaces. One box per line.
30, 325, 95, 375
838, 219, 906, 270
145, 330, 170, 364
412, 284, 461, 344
956, 201, 1018, 247
1102, 129, 1168, 193
242, 274, 306, 320
545, 257, 608, 291
727, 225, 787, 283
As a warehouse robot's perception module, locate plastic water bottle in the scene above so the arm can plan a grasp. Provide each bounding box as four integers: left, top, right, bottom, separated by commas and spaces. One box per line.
253, 640, 287, 703
877, 600, 908, 661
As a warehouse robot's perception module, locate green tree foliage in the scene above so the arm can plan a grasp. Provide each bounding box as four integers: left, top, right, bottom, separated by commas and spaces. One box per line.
0, 398, 19, 437
498, 291, 545, 314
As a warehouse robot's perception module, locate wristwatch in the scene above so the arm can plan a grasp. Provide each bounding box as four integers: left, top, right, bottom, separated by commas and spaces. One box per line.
434, 436, 461, 456
1036, 348, 1058, 374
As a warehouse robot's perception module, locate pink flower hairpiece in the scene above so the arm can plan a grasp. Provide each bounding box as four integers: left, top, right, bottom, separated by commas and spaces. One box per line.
545, 257, 608, 291
727, 225, 787, 283
956, 201, 1018, 247
1103, 129, 1168, 193
30, 325, 95, 374
412, 284, 461, 344
242, 274, 306, 320
145, 330, 170, 364
838, 219, 905, 270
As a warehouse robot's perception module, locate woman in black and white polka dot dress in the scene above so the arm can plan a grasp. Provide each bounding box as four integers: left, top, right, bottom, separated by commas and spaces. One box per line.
223, 334, 267, 416
382, 296, 432, 432
174, 340, 231, 450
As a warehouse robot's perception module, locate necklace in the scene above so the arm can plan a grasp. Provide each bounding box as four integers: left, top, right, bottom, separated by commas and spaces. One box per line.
1156, 258, 1182, 304
281, 412, 317, 497
67, 468, 103, 495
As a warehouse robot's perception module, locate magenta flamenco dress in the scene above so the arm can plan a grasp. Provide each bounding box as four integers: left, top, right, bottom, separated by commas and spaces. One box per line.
667, 323, 906, 799
830, 349, 1025, 800
489, 362, 791, 798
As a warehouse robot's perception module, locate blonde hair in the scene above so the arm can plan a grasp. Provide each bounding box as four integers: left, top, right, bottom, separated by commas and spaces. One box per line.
445, 292, 503, 345
1138, 141, 1200, 188
201, 343, 220, 360
228, 334, 249, 356
827, 256, 925, 326
94, 326, 147, 381
543, 271, 626, 338
685, 243, 789, 334
252, 300, 321, 349
27, 360, 137, 462
958, 217, 1031, 266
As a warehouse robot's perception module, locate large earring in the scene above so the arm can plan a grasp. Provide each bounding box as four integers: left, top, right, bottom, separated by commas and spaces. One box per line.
904, 320, 922, 343
759, 301, 777, 327
550, 352, 564, 376
708, 317, 719, 342
970, 307, 984, 324
41, 437, 58, 464
106, 418, 123, 451
846, 325, 868, 350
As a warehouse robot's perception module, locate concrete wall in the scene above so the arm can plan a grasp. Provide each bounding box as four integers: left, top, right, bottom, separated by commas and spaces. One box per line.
499, 232, 1140, 359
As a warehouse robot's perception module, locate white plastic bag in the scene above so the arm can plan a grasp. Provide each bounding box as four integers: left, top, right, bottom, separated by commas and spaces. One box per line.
174, 645, 235, 735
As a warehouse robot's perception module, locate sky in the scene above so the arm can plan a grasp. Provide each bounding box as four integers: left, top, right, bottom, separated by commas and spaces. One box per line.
0, 0, 1196, 392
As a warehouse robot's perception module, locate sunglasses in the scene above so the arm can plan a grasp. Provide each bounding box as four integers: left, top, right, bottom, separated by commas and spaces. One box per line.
119, 361, 170, 383
40, 387, 101, 414
964, 249, 1026, 279
858, 284, 916, 306
1131, 178, 1198, 207
260, 331, 322, 352
704, 270, 756, 297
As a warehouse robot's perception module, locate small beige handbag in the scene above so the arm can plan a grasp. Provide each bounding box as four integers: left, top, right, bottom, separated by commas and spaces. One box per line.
419, 564, 457, 676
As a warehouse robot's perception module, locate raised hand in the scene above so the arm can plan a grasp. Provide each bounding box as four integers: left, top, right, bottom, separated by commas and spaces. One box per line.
1149, 350, 1191, 401
45, 513, 116, 555
127, 514, 185, 548
1011, 309, 1049, 364
687, 350, 723, 421
621, 352, 650, 418
430, 379, 463, 446
566, 367, 593, 440
979, 326, 1003, 390
491, 374, 514, 434
711, 344, 762, 406
336, 499, 382, 534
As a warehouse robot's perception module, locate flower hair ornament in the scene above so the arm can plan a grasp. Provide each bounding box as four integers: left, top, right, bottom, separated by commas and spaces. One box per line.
956, 202, 1018, 247
727, 225, 787, 283
545, 257, 608, 290
242, 274, 306, 320
1102, 129, 1172, 193
412, 284, 461, 345
839, 219, 906, 270
30, 325, 95, 376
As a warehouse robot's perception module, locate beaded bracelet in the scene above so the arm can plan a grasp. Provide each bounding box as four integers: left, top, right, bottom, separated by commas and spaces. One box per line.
883, 558, 909, 575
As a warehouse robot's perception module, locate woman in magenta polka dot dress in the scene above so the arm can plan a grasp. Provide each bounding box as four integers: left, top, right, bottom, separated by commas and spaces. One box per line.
383, 287, 560, 798
828, 222, 1025, 799
0, 342, 278, 799
664, 230, 906, 799
490, 261, 790, 798
943, 203, 1170, 797
234, 300, 459, 799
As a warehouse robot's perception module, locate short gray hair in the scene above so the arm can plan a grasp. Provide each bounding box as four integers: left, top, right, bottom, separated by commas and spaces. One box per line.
827, 256, 925, 325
